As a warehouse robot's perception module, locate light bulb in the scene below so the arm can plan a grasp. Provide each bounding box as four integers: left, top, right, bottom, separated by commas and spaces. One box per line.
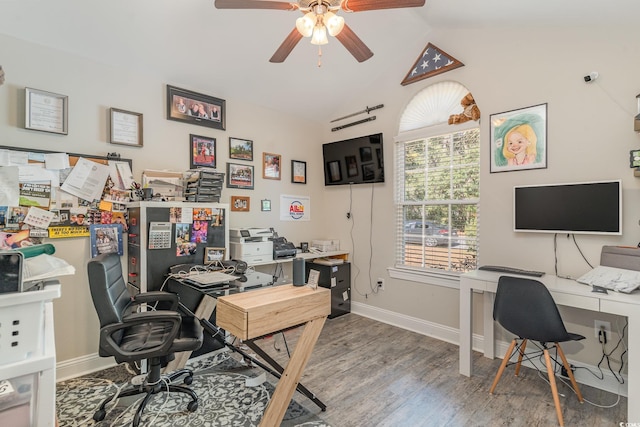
295, 12, 315, 37
324, 12, 344, 36
310, 25, 328, 45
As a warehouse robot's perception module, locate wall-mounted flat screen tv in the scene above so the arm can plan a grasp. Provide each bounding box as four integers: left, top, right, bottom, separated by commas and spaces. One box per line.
322, 133, 384, 186
514, 180, 622, 235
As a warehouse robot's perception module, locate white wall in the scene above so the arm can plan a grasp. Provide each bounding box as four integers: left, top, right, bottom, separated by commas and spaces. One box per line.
2, 22, 640, 375
0, 34, 325, 367
319, 24, 640, 368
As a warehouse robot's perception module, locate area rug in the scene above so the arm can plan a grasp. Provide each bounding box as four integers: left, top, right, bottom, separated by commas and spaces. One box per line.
56, 349, 331, 426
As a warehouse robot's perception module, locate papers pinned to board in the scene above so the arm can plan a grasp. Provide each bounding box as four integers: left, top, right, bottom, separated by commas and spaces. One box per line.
576, 265, 640, 293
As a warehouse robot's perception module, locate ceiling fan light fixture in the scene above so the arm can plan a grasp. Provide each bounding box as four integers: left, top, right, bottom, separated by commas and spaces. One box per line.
310, 24, 328, 45
324, 11, 344, 36
296, 12, 316, 37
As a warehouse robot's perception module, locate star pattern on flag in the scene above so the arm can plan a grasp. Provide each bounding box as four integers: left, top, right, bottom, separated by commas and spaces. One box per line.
401, 43, 464, 86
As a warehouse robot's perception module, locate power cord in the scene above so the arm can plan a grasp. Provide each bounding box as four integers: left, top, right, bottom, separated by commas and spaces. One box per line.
553, 233, 594, 278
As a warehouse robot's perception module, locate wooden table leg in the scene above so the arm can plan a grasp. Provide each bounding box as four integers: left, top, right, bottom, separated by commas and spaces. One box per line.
259, 316, 326, 427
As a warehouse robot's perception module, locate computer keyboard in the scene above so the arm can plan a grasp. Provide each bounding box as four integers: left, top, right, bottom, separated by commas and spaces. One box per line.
478, 265, 545, 277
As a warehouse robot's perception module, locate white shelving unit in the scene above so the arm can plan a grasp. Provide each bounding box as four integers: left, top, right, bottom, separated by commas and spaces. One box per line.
0, 283, 61, 427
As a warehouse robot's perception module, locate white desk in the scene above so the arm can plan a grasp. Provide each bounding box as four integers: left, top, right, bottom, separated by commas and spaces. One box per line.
459, 270, 640, 422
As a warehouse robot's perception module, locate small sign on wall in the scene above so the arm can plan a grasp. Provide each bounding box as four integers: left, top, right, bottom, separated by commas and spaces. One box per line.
280, 194, 310, 221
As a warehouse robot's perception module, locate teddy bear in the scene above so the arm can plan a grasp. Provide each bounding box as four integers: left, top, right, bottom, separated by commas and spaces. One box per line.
448, 92, 480, 124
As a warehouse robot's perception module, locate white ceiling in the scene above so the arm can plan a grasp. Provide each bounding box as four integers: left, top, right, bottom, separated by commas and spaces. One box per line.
1, 0, 638, 123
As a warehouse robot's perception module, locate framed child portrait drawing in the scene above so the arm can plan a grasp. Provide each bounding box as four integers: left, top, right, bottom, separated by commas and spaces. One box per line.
490, 103, 547, 173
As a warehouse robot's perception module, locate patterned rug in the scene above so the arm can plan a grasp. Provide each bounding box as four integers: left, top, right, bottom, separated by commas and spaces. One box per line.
56, 349, 331, 426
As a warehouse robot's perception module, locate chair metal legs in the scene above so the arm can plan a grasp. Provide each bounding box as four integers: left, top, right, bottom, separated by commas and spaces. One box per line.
92, 363, 198, 426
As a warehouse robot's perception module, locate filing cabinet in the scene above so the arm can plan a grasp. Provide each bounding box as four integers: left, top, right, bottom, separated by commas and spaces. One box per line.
305, 262, 350, 318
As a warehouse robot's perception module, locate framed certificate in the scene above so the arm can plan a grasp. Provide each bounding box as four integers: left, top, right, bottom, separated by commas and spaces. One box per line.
25, 87, 68, 135
109, 108, 143, 147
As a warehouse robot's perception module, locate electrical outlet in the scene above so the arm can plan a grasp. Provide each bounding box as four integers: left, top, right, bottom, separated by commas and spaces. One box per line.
376, 278, 385, 291
560, 364, 575, 378
594, 320, 611, 340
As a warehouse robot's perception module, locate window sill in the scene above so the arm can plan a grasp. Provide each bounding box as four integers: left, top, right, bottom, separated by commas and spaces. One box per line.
388, 266, 461, 289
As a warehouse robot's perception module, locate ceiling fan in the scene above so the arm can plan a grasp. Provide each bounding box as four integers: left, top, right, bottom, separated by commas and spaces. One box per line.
214, 0, 426, 64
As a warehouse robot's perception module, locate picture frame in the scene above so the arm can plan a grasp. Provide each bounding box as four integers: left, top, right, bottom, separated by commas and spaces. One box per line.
226, 162, 254, 189
327, 160, 342, 183
89, 224, 124, 258
231, 195, 250, 212
345, 155, 358, 177
291, 160, 307, 184
261, 199, 272, 212
204, 247, 226, 264
263, 152, 281, 180
25, 87, 68, 135
109, 108, 143, 147
166, 85, 225, 130
229, 137, 253, 161
359, 146, 372, 162
490, 103, 547, 173
189, 134, 216, 169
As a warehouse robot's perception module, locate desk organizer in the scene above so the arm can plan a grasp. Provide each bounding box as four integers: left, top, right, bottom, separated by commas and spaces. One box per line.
0, 285, 60, 364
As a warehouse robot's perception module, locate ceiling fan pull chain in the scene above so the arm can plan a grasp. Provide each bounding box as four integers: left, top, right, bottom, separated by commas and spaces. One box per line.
317, 45, 323, 67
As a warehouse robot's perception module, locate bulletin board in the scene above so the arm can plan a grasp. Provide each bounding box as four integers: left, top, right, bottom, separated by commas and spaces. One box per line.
0, 145, 133, 245
0, 145, 132, 168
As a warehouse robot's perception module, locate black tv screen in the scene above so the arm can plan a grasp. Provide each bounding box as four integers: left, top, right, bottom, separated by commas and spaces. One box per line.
513, 180, 622, 235
322, 133, 384, 186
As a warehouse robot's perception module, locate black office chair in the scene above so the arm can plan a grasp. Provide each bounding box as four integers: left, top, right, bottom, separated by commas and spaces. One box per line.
489, 276, 585, 427
87, 253, 204, 426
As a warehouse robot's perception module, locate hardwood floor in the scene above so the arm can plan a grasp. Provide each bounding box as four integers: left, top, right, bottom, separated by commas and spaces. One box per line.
253, 313, 627, 427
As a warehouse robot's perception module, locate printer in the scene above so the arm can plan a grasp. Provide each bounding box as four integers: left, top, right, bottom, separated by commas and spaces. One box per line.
229, 228, 274, 264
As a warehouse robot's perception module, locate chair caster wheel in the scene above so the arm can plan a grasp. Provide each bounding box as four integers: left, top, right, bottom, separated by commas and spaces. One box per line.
184, 375, 193, 385
93, 409, 106, 421
187, 400, 198, 412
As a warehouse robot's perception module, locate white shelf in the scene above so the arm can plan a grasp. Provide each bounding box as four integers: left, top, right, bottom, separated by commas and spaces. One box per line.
248, 250, 349, 267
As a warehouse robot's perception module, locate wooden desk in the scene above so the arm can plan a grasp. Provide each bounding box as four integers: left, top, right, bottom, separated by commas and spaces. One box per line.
460, 270, 640, 422
217, 284, 330, 427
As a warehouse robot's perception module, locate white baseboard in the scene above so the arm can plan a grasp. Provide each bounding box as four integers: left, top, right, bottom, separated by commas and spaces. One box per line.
351, 301, 628, 397
56, 353, 117, 382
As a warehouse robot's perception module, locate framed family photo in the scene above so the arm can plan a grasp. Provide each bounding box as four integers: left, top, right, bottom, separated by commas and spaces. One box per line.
190, 134, 216, 169
204, 247, 226, 264
231, 195, 250, 212
226, 162, 254, 189
263, 152, 281, 180
490, 103, 547, 173
166, 85, 225, 130
229, 137, 253, 161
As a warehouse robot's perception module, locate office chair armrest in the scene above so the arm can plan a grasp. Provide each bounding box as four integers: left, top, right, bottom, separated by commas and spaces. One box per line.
132, 291, 180, 310
101, 311, 182, 360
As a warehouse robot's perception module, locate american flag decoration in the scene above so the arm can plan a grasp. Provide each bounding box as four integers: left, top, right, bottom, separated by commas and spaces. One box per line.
401, 43, 464, 86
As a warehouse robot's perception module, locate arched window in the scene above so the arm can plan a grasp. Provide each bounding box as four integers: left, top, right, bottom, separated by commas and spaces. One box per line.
394, 81, 480, 282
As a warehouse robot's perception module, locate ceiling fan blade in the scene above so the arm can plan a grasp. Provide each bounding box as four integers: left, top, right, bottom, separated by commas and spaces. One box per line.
335, 24, 373, 62
214, 0, 298, 11
270, 28, 304, 63
340, 0, 425, 12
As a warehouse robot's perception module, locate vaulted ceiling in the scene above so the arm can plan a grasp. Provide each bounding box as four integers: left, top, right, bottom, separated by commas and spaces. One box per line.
1, 0, 638, 123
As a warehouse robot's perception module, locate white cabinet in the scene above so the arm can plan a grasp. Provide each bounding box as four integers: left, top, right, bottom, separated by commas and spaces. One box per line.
0, 283, 60, 427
